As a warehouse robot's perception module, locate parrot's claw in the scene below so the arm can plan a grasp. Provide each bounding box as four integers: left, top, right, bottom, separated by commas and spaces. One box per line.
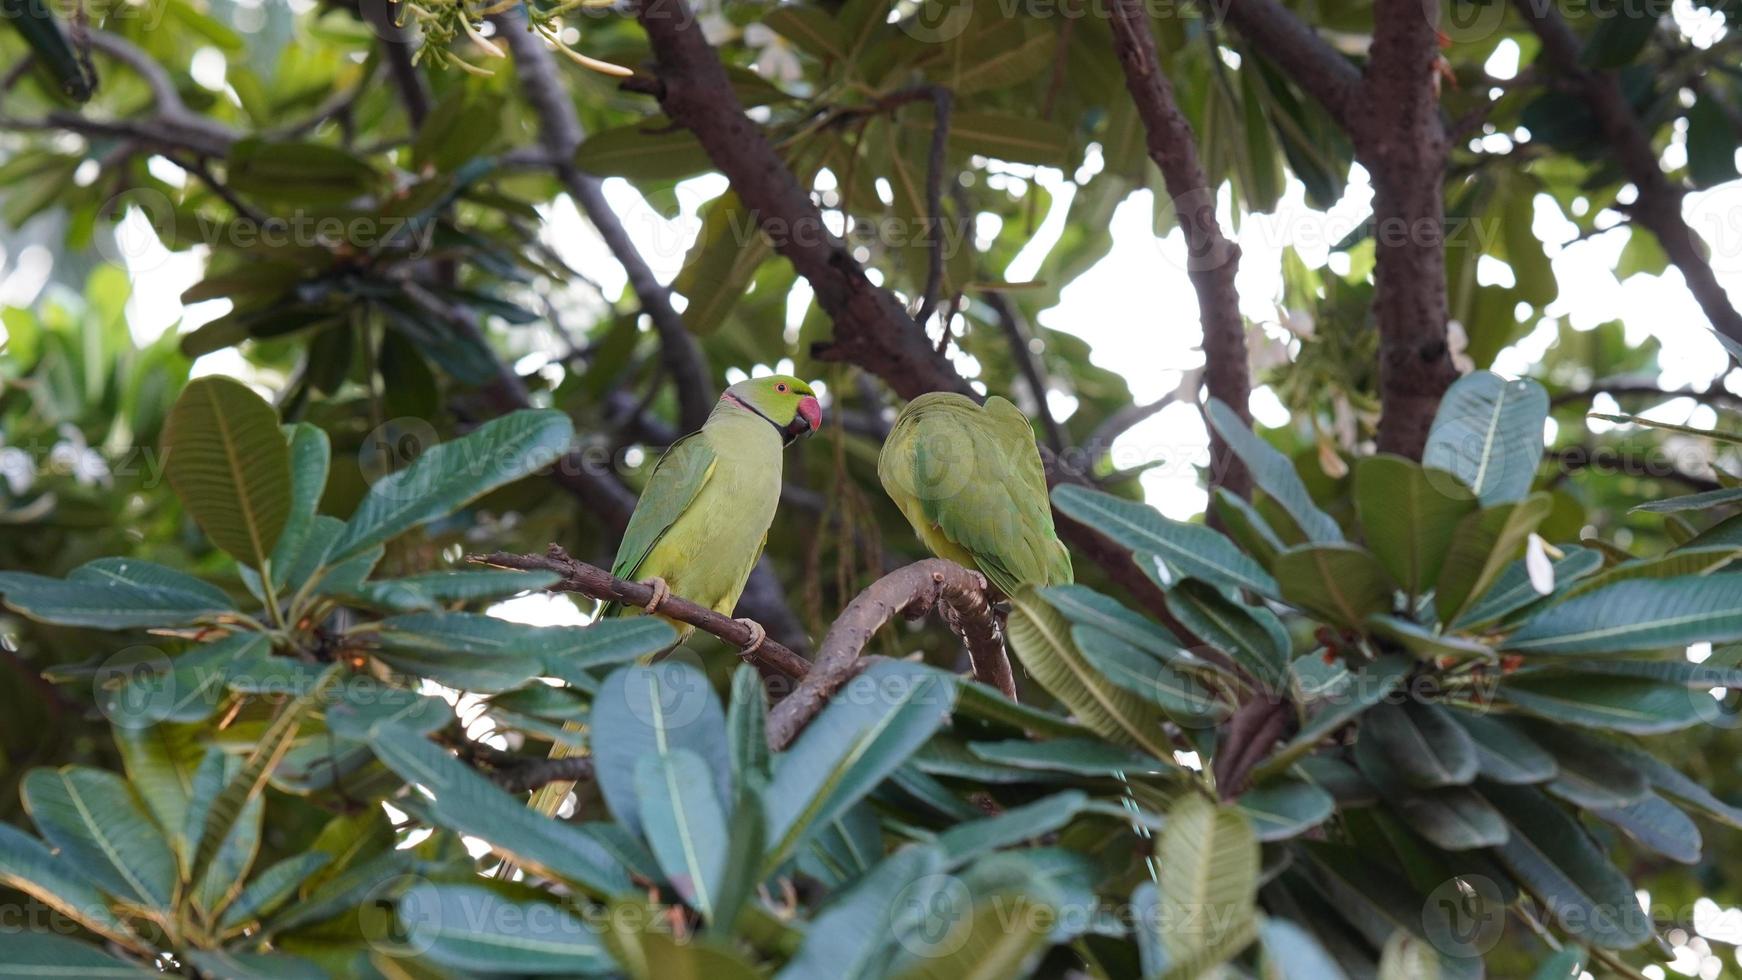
640, 577, 671, 614
734, 618, 767, 657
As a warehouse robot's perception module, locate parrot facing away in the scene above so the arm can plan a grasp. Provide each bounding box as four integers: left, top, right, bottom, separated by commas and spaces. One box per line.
879, 392, 1174, 759
525, 374, 820, 822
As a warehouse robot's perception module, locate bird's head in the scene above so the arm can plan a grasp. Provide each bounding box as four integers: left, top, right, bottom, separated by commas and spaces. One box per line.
722, 375, 822, 444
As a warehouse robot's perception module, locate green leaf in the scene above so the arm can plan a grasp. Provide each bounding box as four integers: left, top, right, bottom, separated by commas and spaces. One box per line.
672, 191, 773, 336
333, 409, 574, 560
1355, 455, 1477, 597
397, 882, 613, 974
186, 749, 264, 919
727, 665, 770, 786
1274, 544, 1395, 627
1206, 398, 1344, 543
0, 558, 234, 629
1364, 615, 1495, 660
218, 852, 331, 931
1354, 733, 1507, 850
1446, 710, 1556, 784
1156, 796, 1258, 962
1423, 371, 1548, 507
1008, 590, 1174, 760
1435, 494, 1553, 624
180, 952, 324, 980
1688, 92, 1742, 188
1051, 485, 1279, 597
892, 888, 1056, 980
1530, 945, 1586, 980
1508, 574, 1742, 654
936, 790, 1090, 860
1556, 546, 1742, 602
1498, 674, 1709, 734
113, 721, 205, 860
367, 726, 629, 893
21, 766, 178, 910
1497, 720, 1645, 810
1479, 783, 1650, 949
762, 4, 845, 58
268, 422, 330, 580
950, 676, 1091, 739
1252, 656, 1412, 783
1257, 919, 1347, 980
162, 376, 292, 571
967, 737, 1166, 777
343, 569, 559, 612
1450, 545, 1604, 630
1236, 779, 1335, 841
1591, 792, 1702, 864
225, 138, 382, 203
944, 112, 1072, 168
1588, 412, 1742, 445
1580, 0, 1670, 68
1360, 701, 1478, 787
635, 748, 730, 919
0, 822, 135, 943
1612, 745, 1742, 830
1072, 624, 1232, 725
1167, 580, 1291, 686
190, 668, 336, 896
372, 611, 552, 692
574, 123, 713, 180
0, 934, 153, 977
1632, 486, 1742, 513
778, 845, 947, 980
590, 662, 732, 844
764, 661, 956, 870
1211, 487, 1285, 568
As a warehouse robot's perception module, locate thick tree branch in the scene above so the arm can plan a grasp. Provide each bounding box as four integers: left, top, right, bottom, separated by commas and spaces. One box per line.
494, 4, 715, 432
469, 546, 815, 681
1108, 0, 1252, 497
1214, 0, 1363, 133
1512, 0, 1742, 347
765, 559, 1008, 749
1358, 0, 1459, 459
631, 0, 971, 401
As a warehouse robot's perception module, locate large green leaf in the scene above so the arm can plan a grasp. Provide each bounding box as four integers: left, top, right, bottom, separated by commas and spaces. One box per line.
1450, 545, 1604, 630
162, 376, 292, 571
1498, 674, 1709, 734
936, 791, 1091, 860
267, 422, 330, 580
397, 882, 614, 974
1360, 701, 1478, 787
1236, 779, 1335, 842
1510, 721, 1650, 809
226, 138, 382, 203
0, 558, 234, 629
21, 766, 179, 910
1167, 579, 1291, 686
372, 611, 552, 693
778, 845, 946, 980
1612, 745, 1742, 830
672, 191, 773, 336
573, 123, 713, 180
1556, 546, 1742, 602
113, 721, 205, 859
968, 737, 1167, 777
218, 852, 331, 931
185, 748, 265, 920
1008, 590, 1174, 760
1274, 544, 1395, 627
1051, 485, 1278, 597
0, 822, 135, 943
333, 409, 574, 560
1257, 919, 1348, 980
1156, 796, 1258, 962
764, 661, 956, 870
727, 664, 770, 787
1422, 371, 1547, 507
1354, 733, 1507, 850
1205, 398, 1343, 543
1507, 574, 1742, 654
342, 569, 559, 612
367, 726, 629, 893
0, 934, 154, 977
1355, 455, 1477, 597
1591, 792, 1702, 864
943, 112, 1072, 167
1479, 783, 1650, 949
1435, 494, 1552, 624
590, 662, 732, 844
635, 748, 730, 919
1072, 624, 1232, 725
1445, 710, 1556, 784
892, 888, 1056, 980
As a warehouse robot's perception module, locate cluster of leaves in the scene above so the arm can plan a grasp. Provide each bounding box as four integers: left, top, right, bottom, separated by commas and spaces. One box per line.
0, 365, 1739, 977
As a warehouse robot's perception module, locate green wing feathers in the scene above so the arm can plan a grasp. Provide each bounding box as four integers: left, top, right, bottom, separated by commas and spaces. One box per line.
878, 392, 1072, 596
605, 433, 716, 616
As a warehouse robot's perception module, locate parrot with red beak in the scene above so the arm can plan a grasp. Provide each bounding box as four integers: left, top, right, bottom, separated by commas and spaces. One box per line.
527, 375, 819, 819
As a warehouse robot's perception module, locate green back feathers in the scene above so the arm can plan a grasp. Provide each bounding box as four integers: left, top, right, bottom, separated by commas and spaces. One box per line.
877, 392, 1072, 596
611, 432, 718, 585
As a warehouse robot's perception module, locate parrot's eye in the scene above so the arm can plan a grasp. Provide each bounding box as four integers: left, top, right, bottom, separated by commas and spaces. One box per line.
776, 383, 788, 393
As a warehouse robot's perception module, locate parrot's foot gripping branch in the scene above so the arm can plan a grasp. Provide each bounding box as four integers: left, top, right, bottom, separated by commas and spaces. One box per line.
734, 618, 767, 657
640, 576, 671, 614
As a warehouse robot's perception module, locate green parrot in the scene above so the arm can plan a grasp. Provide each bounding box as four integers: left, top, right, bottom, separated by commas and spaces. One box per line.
525, 374, 821, 821
879, 393, 1173, 758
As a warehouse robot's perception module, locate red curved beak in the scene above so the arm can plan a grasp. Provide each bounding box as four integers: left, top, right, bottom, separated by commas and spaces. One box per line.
788, 395, 822, 440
